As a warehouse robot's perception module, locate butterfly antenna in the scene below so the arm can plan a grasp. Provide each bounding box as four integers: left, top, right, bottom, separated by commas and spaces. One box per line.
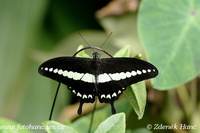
79, 33, 90, 47
79, 33, 95, 53
99, 32, 113, 49
49, 82, 61, 120
88, 97, 97, 133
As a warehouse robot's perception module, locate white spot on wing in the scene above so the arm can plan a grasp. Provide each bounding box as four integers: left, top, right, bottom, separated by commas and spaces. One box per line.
108, 72, 127, 81
101, 71, 137, 82
63, 70, 68, 76
147, 69, 151, 72
81, 73, 94, 83
118, 90, 121, 94
109, 73, 121, 81
49, 68, 53, 72
126, 72, 132, 78
142, 69, 146, 73
112, 92, 117, 97
137, 70, 142, 75
72, 90, 76, 94
98, 73, 111, 83
101, 94, 105, 99
120, 72, 126, 79
45, 67, 48, 71
88, 95, 93, 99
83, 94, 87, 99
77, 92, 82, 97
131, 71, 137, 76
58, 69, 63, 75
53, 69, 58, 73
68, 71, 74, 78
106, 94, 111, 99
72, 72, 84, 80
62, 70, 94, 83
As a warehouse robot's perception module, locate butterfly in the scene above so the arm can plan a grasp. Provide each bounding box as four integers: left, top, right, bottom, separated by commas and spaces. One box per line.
38, 46, 158, 117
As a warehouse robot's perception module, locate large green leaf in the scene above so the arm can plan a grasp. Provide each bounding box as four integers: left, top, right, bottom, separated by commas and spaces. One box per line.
125, 82, 146, 120
94, 113, 126, 133
138, 0, 200, 90
113, 45, 130, 57
42, 121, 78, 133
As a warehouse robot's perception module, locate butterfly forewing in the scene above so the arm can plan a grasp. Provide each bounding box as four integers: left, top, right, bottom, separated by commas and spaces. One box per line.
38, 57, 97, 103
95, 57, 158, 103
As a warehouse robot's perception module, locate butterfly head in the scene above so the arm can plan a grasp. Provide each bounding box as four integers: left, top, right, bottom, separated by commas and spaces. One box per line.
92, 52, 101, 60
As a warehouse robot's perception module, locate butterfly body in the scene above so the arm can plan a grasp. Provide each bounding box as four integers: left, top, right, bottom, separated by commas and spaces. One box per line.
38, 47, 158, 115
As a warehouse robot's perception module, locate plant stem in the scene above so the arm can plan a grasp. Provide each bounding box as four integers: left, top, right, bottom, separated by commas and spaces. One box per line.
176, 85, 191, 119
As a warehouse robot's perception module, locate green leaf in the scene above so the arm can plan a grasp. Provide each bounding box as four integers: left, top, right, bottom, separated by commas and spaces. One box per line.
71, 98, 132, 133
42, 121, 78, 133
0, 117, 32, 133
94, 113, 126, 133
71, 116, 93, 133
138, 0, 200, 90
75, 45, 90, 58
125, 81, 146, 119
114, 45, 130, 57
133, 54, 142, 59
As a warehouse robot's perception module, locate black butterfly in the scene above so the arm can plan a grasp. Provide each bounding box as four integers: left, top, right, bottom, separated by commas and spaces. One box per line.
38, 46, 158, 117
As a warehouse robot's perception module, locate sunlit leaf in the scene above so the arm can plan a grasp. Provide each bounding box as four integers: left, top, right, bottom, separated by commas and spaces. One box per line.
114, 45, 130, 57
75, 45, 90, 58
138, 0, 200, 90
125, 81, 146, 120
94, 113, 126, 133
42, 121, 78, 133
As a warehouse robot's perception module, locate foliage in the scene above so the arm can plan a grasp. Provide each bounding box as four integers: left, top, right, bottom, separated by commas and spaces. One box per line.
0, 0, 199, 133
138, 0, 200, 90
